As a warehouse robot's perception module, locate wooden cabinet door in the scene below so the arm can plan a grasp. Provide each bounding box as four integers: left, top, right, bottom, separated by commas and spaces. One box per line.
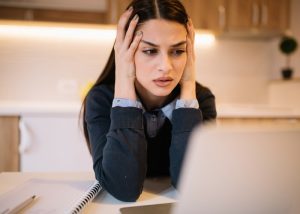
259, 0, 290, 33
0, 116, 19, 172
227, 0, 260, 32
0, 6, 107, 24
226, 0, 289, 34
107, 0, 132, 24
182, 0, 227, 33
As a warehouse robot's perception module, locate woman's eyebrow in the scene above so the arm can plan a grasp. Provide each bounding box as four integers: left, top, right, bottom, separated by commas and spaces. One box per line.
141, 40, 159, 47
141, 40, 187, 47
171, 41, 187, 47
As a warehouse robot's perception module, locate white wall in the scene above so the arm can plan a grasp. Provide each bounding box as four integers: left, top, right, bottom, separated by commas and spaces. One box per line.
196, 39, 271, 104
0, 27, 114, 102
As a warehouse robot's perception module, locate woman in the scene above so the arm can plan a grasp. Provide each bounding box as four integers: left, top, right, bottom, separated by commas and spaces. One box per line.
82, 0, 217, 202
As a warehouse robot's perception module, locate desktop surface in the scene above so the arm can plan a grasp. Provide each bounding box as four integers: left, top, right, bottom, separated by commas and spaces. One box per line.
0, 172, 177, 214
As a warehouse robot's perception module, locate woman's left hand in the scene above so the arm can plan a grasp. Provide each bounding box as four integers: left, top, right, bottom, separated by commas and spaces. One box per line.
180, 18, 196, 100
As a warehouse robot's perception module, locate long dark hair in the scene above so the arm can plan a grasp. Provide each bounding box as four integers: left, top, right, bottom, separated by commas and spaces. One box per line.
82, 0, 189, 153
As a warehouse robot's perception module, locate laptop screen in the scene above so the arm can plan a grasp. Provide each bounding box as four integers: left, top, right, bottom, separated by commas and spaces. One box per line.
174, 123, 300, 214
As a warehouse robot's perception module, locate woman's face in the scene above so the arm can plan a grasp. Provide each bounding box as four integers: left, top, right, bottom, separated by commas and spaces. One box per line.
134, 19, 187, 100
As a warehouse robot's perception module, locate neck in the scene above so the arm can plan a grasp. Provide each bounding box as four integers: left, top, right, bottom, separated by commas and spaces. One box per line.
140, 94, 167, 111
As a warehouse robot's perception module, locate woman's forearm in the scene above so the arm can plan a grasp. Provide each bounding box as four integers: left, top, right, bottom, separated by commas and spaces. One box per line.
92, 107, 147, 202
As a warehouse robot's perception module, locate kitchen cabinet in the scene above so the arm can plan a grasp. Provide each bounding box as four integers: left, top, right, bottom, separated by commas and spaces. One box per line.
0, 0, 290, 36
106, 0, 132, 24
182, 0, 227, 34
0, 116, 19, 172
182, 0, 290, 37
19, 115, 93, 172
108, 0, 228, 31
226, 0, 290, 35
0, 0, 129, 24
0, 6, 107, 24
0, 0, 108, 24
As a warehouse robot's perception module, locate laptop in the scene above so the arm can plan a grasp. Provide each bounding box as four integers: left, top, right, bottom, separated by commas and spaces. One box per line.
120, 122, 300, 214
174, 122, 300, 214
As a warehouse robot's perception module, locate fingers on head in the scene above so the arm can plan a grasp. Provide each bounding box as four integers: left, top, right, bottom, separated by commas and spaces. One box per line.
115, 7, 133, 48
187, 36, 192, 52
128, 31, 143, 58
186, 36, 195, 59
123, 14, 139, 48
187, 18, 195, 42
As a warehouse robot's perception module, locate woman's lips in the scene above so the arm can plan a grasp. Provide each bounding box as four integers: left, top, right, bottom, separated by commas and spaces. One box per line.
153, 77, 173, 87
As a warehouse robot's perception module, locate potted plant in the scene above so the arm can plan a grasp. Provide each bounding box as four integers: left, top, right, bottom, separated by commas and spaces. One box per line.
279, 36, 298, 79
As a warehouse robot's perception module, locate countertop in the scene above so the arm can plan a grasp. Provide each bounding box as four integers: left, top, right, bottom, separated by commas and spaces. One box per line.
216, 103, 300, 119
1, 101, 300, 118
0, 101, 81, 116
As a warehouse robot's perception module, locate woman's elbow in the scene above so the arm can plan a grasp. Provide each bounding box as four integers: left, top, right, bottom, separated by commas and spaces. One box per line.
110, 185, 142, 202
95, 172, 143, 201
93, 160, 145, 201
104, 179, 143, 202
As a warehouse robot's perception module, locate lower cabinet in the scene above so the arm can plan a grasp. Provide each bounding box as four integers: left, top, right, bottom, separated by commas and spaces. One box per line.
0, 116, 20, 172
19, 115, 93, 172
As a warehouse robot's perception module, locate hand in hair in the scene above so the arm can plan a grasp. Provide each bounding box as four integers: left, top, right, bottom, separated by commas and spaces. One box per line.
114, 7, 143, 100
180, 18, 196, 100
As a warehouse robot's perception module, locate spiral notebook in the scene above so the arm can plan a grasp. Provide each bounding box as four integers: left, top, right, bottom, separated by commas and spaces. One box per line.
0, 178, 102, 214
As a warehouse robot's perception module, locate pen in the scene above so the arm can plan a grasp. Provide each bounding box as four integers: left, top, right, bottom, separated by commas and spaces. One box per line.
4, 195, 36, 214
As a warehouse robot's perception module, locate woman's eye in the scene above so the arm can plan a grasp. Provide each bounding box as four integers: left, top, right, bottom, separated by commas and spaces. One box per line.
171, 49, 186, 56
142, 49, 158, 55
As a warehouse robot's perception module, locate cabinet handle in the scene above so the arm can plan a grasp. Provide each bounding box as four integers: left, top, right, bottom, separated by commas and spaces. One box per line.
252, 3, 259, 27
19, 119, 32, 154
109, 0, 118, 24
24, 9, 34, 20
261, 3, 268, 26
218, 5, 226, 30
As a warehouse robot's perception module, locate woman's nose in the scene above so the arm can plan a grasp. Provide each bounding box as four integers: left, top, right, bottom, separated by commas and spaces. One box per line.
158, 53, 172, 73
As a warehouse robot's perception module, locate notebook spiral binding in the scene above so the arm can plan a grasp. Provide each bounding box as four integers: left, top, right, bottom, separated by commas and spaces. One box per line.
68, 181, 102, 214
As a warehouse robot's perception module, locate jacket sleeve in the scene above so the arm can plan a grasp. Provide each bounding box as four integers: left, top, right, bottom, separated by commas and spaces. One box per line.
169, 85, 217, 187
85, 86, 147, 202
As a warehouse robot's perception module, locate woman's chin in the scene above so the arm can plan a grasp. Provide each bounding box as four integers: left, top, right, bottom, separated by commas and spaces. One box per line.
149, 87, 174, 97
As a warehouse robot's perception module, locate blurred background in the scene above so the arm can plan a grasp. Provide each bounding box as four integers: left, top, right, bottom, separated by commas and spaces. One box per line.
0, 0, 299, 173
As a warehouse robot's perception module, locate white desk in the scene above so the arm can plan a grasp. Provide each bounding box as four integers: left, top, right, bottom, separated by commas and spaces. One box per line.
0, 172, 177, 214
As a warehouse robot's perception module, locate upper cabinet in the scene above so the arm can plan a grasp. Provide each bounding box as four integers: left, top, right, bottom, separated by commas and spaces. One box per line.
106, 0, 132, 24
182, 0, 227, 34
0, 0, 108, 24
0, 0, 290, 37
182, 0, 290, 37
0, 0, 132, 25
226, 0, 290, 35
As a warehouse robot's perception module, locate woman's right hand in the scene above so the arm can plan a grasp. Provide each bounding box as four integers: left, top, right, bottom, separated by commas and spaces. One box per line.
114, 7, 143, 100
